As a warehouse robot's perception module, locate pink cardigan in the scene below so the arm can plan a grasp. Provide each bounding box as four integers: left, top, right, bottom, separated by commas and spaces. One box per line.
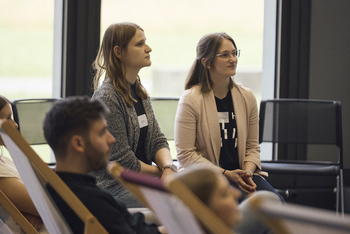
175, 84, 261, 171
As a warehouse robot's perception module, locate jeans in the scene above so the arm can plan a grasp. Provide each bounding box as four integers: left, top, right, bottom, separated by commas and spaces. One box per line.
230, 175, 285, 203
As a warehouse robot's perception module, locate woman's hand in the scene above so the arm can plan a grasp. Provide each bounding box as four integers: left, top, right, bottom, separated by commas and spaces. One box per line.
224, 169, 256, 194
22, 212, 43, 231
240, 172, 257, 193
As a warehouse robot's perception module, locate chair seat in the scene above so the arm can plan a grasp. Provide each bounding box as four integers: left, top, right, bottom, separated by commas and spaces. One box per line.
261, 162, 340, 176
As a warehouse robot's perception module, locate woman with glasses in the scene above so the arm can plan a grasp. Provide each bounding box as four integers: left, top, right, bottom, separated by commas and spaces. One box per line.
91, 22, 176, 208
174, 32, 283, 202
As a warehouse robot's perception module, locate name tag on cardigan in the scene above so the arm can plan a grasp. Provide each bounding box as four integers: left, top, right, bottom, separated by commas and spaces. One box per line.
138, 114, 148, 128
217, 112, 229, 123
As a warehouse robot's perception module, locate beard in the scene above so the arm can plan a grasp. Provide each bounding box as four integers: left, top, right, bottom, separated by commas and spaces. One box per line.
84, 141, 109, 172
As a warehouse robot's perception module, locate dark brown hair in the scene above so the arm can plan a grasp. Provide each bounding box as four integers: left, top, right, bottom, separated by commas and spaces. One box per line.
43, 96, 109, 157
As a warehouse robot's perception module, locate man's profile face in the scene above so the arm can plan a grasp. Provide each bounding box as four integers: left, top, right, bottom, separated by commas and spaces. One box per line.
84, 117, 115, 172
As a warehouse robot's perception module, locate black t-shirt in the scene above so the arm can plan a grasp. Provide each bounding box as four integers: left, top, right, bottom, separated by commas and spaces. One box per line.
215, 90, 240, 170
130, 84, 150, 164
46, 172, 160, 234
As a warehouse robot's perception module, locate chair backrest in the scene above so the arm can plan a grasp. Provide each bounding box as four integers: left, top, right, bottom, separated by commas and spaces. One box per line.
249, 195, 350, 234
11, 99, 58, 145
108, 162, 234, 234
150, 97, 179, 141
259, 99, 343, 165
0, 190, 38, 234
0, 119, 108, 234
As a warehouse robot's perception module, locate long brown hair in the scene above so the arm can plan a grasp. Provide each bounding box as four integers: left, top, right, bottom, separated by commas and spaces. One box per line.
185, 32, 237, 93
93, 22, 148, 106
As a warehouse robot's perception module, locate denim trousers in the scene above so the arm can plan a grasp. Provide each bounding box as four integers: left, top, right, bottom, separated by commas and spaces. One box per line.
230, 175, 285, 203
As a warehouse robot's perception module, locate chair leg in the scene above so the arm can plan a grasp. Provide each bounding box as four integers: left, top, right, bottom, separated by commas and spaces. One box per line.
336, 175, 339, 214
340, 169, 344, 216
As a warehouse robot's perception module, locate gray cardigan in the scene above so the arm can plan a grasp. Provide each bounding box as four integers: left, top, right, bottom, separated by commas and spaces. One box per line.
90, 82, 169, 189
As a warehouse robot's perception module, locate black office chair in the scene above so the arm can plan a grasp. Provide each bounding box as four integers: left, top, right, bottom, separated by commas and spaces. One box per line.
11, 99, 58, 145
259, 99, 343, 214
10, 99, 58, 164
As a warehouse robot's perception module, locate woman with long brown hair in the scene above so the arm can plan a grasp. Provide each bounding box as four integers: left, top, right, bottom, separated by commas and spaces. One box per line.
175, 32, 284, 202
91, 22, 176, 207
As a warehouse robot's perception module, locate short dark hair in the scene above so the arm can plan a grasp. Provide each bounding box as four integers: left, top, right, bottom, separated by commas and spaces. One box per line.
43, 96, 109, 157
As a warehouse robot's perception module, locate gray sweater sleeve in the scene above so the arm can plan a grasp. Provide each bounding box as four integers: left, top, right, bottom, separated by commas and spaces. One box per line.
90, 82, 169, 190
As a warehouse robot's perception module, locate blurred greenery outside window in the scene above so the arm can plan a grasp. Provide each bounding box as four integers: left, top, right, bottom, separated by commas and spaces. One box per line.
0, 0, 54, 162
0, 0, 264, 162
101, 0, 264, 99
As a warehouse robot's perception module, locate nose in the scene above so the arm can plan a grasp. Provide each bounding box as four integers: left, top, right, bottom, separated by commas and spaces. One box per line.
108, 131, 115, 145
146, 44, 152, 53
228, 53, 237, 62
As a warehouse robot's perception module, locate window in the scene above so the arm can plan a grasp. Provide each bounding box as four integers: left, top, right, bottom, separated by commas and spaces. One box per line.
101, 0, 266, 159
101, 0, 264, 101
0, 0, 55, 162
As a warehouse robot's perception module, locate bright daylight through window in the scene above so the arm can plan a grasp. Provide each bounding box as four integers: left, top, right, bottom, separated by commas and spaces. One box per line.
101, 0, 264, 102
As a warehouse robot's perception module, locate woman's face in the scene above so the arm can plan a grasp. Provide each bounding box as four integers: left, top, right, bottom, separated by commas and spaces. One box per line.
208, 174, 242, 228
0, 103, 18, 129
209, 38, 238, 81
123, 29, 152, 72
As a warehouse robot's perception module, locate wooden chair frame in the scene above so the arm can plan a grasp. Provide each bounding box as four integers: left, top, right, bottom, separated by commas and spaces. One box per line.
108, 162, 234, 234
0, 119, 108, 234
0, 190, 38, 234
249, 194, 350, 234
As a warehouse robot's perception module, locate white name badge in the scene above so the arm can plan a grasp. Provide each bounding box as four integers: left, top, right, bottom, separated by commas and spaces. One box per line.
218, 112, 229, 130
217, 112, 229, 123
138, 114, 148, 128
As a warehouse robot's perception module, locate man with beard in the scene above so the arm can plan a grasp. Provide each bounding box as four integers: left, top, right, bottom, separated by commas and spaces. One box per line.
43, 96, 165, 234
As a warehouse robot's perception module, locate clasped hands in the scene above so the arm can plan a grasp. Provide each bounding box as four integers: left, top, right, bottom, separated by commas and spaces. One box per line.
224, 169, 257, 194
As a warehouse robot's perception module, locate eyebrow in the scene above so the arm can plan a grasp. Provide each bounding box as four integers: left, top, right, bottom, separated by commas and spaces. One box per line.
218, 49, 237, 54
135, 39, 146, 44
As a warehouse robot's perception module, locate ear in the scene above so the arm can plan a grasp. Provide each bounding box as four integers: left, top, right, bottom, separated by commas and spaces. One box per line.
70, 135, 86, 154
201, 58, 210, 69
113, 45, 122, 59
